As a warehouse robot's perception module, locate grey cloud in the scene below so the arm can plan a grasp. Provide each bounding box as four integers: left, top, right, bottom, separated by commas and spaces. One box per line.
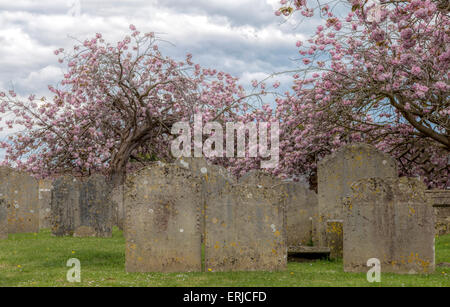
0, 0, 313, 96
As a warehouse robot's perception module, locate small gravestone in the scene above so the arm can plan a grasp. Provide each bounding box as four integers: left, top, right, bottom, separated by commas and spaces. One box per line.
38, 179, 53, 229
0, 167, 39, 234
325, 220, 343, 259
125, 163, 202, 273
51, 175, 114, 237
240, 171, 318, 248
318, 144, 397, 247
205, 183, 287, 272
75, 174, 114, 237
343, 177, 435, 274
426, 190, 450, 236
51, 176, 80, 236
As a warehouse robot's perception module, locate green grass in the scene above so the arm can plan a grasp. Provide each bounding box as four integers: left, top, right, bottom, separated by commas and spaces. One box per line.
0, 228, 449, 287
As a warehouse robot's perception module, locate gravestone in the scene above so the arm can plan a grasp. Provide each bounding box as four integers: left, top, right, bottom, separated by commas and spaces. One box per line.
325, 220, 343, 259
205, 182, 287, 272
51, 174, 114, 237
0, 167, 39, 234
51, 176, 80, 236
343, 177, 435, 274
38, 179, 53, 229
240, 171, 318, 247
426, 190, 450, 236
318, 143, 397, 247
124, 163, 202, 273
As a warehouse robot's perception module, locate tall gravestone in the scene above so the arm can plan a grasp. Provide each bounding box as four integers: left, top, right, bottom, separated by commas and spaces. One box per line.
125, 163, 202, 273
205, 174, 287, 272
344, 177, 435, 274
51, 174, 114, 237
239, 171, 318, 248
0, 167, 39, 234
317, 144, 397, 247
38, 179, 53, 229
426, 190, 450, 236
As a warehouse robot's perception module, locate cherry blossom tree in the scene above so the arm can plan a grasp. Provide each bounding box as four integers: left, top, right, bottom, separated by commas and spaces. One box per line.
0, 26, 254, 183
231, 0, 449, 189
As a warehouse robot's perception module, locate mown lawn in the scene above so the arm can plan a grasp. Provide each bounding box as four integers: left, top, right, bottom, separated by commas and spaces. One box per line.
0, 228, 449, 287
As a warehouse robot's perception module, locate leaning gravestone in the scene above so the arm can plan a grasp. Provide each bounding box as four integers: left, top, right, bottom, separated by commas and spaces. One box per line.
239, 171, 318, 248
317, 144, 397, 247
38, 179, 53, 229
51, 176, 80, 236
426, 190, 450, 236
125, 163, 202, 273
51, 174, 114, 237
205, 181, 287, 272
343, 177, 435, 274
0, 167, 39, 234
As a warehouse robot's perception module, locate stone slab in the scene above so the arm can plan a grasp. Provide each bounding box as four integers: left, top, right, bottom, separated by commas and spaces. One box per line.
125, 164, 202, 273
204, 183, 287, 272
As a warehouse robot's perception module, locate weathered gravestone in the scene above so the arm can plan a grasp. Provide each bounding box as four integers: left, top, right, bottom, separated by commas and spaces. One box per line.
205, 179, 287, 272
51, 176, 79, 236
0, 167, 39, 234
318, 144, 397, 247
51, 174, 114, 237
38, 179, 53, 229
125, 163, 202, 273
426, 190, 450, 236
343, 177, 435, 274
239, 171, 318, 248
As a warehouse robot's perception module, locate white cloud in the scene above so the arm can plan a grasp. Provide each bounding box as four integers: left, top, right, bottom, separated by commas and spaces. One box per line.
0, 1, 315, 97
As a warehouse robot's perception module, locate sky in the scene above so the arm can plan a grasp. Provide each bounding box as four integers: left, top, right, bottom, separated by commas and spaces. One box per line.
0, 0, 324, 161
0, 0, 321, 98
